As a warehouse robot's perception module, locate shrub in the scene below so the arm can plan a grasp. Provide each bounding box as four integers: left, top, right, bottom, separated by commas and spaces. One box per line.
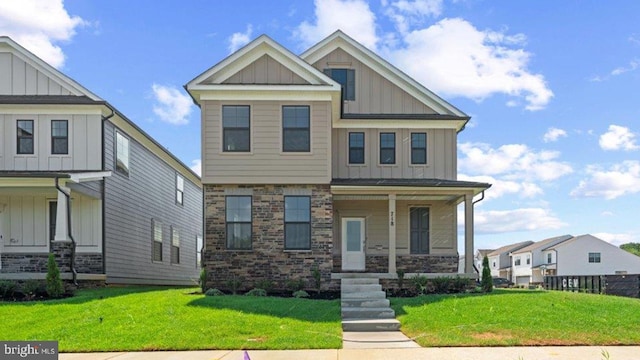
199, 269, 207, 294
286, 278, 306, 293
245, 288, 267, 297
204, 288, 225, 296
481, 255, 493, 293
46, 253, 64, 298
411, 275, 429, 295
431, 277, 451, 294
396, 269, 405, 289
451, 276, 472, 293
225, 276, 243, 295
22, 280, 43, 300
292, 290, 309, 298
0, 280, 17, 299
254, 279, 274, 294
311, 266, 322, 293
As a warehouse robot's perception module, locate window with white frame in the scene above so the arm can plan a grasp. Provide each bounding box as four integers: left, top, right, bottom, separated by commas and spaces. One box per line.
171, 226, 180, 264
514, 256, 521, 266
115, 131, 130, 176
196, 235, 203, 269
152, 219, 162, 262
176, 174, 184, 205
526, 255, 531, 265
588, 252, 601, 263
547, 253, 552, 264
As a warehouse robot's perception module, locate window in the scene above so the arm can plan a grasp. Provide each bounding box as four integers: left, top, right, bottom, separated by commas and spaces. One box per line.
282, 106, 310, 152
51, 120, 68, 155
226, 196, 252, 250
379, 133, 396, 164
492, 261, 496, 268
324, 68, 355, 101
588, 252, 601, 263
410, 207, 430, 254
176, 174, 184, 205
171, 226, 180, 264
547, 253, 552, 264
526, 255, 531, 265
115, 131, 130, 176
196, 235, 203, 269
152, 220, 162, 262
285, 196, 311, 250
17, 120, 34, 154
515, 257, 521, 266
411, 133, 427, 164
348, 132, 365, 164
222, 105, 250, 152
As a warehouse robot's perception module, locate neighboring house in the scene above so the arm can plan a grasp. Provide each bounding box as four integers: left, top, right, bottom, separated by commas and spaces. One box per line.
0, 37, 202, 285
511, 235, 573, 285
474, 248, 494, 273
186, 30, 490, 290
542, 234, 640, 276
487, 240, 533, 278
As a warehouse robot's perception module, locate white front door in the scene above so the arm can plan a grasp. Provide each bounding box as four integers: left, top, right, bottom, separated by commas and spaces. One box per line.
342, 218, 365, 271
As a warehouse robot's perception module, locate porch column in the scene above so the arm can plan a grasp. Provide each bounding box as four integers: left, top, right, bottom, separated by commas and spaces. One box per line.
388, 193, 396, 274
464, 192, 474, 274
54, 186, 70, 241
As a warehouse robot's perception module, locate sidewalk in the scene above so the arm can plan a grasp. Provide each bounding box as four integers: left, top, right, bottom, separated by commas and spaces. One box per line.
61, 346, 640, 360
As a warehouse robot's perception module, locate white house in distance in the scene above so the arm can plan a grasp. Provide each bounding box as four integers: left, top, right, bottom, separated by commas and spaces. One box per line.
487, 240, 533, 279
542, 234, 640, 276
511, 235, 572, 285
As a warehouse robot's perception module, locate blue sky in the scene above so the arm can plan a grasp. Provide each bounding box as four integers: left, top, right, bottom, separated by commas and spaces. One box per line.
2, 0, 639, 252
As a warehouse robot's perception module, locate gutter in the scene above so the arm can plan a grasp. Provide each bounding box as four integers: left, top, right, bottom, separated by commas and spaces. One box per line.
55, 177, 77, 286
100, 108, 115, 276
472, 190, 485, 205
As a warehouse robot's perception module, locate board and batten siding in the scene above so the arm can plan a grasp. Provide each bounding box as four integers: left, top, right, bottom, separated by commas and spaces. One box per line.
222, 54, 308, 85
0, 113, 102, 171
201, 100, 332, 184
332, 128, 457, 180
0, 50, 74, 96
333, 199, 456, 256
310, 47, 436, 115
103, 120, 202, 285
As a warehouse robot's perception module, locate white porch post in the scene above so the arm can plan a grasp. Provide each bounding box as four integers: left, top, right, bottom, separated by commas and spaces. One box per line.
464, 192, 474, 274
388, 193, 396, 274
54, 186, 70, 241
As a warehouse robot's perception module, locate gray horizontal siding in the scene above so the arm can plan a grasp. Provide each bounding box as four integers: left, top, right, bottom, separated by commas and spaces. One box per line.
103, 120, 202, 285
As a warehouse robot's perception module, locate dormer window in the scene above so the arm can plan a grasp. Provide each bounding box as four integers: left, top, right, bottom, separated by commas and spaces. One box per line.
324, 68, 355, 101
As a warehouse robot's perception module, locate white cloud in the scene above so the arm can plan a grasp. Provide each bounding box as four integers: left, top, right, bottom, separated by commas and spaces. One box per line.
459, 174, 543, 200
593, 232, 638, 246
599, 125, 639, 151
383, 0, 442, 34
228, 24, 253, 53
571, 161, 640, 200
611, 59, 639, 76
190, 159, 202, 177
390, 18, 553, 111
543, 127, 568, 143
601, 211, 614, 217
473, 208, 567, 234
295, 0, 378, 49
458, 142, 573, 181
0, 0, 86, 68
151, 84, 193, 125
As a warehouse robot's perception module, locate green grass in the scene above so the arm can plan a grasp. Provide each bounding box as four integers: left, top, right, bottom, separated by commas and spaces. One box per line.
0, 286, 341, 352
391, 289, 640, 346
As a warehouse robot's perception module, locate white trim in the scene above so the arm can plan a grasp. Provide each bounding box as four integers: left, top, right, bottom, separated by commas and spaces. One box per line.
334, 119, 465, 131
69, 171, 112, 183
196, 89, 337, 102
0, 104, 105, 115
300, 31, 467, 117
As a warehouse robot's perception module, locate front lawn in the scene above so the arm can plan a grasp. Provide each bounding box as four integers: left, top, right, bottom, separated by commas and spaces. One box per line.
392, 289, 640, 346
0, 286, 341, 352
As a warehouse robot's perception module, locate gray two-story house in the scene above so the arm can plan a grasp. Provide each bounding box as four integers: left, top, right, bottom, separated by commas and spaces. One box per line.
187, 31, 490, 290
0, 36, 202, 285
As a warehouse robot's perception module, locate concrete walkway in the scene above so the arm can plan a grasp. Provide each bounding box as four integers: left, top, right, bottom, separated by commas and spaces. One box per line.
60, 346, 640, 360
342, 331, 420, 349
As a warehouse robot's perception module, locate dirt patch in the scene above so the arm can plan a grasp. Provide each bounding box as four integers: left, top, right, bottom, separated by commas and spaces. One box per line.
470, 332, 513, 341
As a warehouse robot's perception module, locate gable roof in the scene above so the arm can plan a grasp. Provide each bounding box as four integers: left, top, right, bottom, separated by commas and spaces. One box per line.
0, 36, 102, 100
487, 241, 534, 257
186, 34, 341, 92
512, 235, 573, 254
301, 30, 468, 119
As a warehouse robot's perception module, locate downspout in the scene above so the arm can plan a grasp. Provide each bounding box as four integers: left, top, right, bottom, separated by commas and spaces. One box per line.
101, 107, 115, 276
471, 191, 485, 276
55, 177, 77, 286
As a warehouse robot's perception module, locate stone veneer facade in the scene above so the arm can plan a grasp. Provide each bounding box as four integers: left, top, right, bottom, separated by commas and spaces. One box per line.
332, 254, 458, 274
203, 184, 335, 291
0, 241, 103, 274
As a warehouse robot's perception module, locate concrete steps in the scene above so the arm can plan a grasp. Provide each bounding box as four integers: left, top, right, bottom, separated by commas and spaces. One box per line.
340, 277, 401, 332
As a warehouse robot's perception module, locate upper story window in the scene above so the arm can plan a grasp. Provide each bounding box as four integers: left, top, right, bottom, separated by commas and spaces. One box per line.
284, 196, 311, 250
226, 196, 252, 250
526, 255, 531, 265
349, 132, 365, 164
411, 133, 427, 164
379, 132, 396, 164
547, 253, 552, 264
17, 120, 34, 154
324, 68, 355, 101
222, 105, 250, 152
51, 120, 68, 155
115, 131, 130, 176
176, 174, 184, 205
514, 256, 521, 266
492, 261, 496, 268
588, 252, 601, 263
282, 106, 310, 152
